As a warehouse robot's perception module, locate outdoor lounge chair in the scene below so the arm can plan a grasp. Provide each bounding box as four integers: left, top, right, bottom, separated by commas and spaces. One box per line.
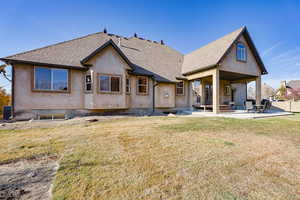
260, 99, 272, 113
245, 101, 255, 112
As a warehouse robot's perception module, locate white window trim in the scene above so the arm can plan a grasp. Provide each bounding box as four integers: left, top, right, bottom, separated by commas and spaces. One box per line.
85, 74, 92, 93
98, 74, 122, 94
33, 66, 69, 92
236, 42, 247, 62
176, 81, 185, 96
136, 76, 148, 95
126, 77, 131, 94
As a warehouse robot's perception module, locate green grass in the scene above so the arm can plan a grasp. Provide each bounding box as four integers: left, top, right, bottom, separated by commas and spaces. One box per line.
1, 114, 300, 200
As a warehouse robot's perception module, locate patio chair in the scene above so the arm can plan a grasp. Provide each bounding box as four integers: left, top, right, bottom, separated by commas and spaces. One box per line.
260, 99, 272, 113
245, 101, 254, 112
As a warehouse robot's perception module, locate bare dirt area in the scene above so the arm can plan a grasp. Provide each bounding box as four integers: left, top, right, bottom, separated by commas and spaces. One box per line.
0, 156, 58, 200
0, 115, 129, 131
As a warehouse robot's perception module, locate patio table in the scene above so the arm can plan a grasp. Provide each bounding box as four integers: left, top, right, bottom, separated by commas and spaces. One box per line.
254, 105, 264, 113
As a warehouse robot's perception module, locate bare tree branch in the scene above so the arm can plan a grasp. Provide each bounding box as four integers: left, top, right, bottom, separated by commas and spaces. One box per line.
0, 64, 11, 82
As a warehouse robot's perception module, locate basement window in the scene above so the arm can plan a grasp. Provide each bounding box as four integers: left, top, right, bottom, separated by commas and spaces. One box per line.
137, 76, 148, 95
176, 81, 184, 95
99, 74, 121, 93
34, 67, 68, 91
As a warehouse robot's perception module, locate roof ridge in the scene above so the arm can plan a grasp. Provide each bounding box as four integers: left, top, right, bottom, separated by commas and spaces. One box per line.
4, 31, 105, 59
128, 36, 183, 55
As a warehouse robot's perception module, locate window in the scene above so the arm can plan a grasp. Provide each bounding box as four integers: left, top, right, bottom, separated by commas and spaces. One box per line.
111, 77, 120, 92
225, 85, 231, 96
126, 78, 131, 94
236, 42, 247, 61
100, 76, 110, 91
99, 74, 121, 93
34, 67, 68, 91
176, 81, 184, 95
137, 77, 148, 94
85, 74, 92, 92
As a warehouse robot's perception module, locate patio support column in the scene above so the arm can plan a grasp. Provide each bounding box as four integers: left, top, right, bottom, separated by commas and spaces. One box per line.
212, 69, 220, 114
256, 76, 261, 105
188, 81, 193, 110
200, 79, 205, 105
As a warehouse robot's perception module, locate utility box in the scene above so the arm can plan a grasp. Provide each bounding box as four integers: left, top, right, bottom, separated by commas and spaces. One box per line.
3, 106, 11, 120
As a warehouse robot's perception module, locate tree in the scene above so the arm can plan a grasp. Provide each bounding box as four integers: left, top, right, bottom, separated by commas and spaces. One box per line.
262, 83, 275, 99
0, 87, 10, 114
276, 85, 287, 100
0, 64, 11, 82
247, 86, 255, 99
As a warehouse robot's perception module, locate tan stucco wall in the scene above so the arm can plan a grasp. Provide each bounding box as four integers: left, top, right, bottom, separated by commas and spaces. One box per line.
129, 76, 153, 108
155, 83, 175, 108
13, 45, 190, 117
219, 35, 261, 76
175, 80, 189, 108
85, 46, 173, 110
186, 68, 217, 81
14, 64, 84, 112
191, 77, 246, 106
220, 80, 231, 104
86, 46, 128, 109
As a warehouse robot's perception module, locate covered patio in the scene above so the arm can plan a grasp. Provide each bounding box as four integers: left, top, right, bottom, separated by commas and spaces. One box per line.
187, 68, 262, 114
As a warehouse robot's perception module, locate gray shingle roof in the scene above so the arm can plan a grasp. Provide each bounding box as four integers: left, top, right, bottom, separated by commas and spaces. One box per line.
287, 80, 300, 89
1, 26, 266, 82
182, 27, 245, 75
2, 32, 183, 82
182, 26, 267, 75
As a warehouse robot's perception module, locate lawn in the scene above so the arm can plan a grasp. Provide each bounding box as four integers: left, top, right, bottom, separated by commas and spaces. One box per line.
0, 115, 300, 200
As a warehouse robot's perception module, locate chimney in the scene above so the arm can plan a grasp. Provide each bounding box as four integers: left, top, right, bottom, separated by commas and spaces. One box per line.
103, 28, 107, 34
160, 40, 164, 45
117, 37, 121, 46
134, 33, 137, 38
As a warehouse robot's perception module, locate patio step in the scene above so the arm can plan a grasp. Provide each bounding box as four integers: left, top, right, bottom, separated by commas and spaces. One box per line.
220, 109, 235, 112
220, 105, 232, 112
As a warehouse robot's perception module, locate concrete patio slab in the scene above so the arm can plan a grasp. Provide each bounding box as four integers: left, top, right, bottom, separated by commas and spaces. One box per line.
181, 110, 294, 119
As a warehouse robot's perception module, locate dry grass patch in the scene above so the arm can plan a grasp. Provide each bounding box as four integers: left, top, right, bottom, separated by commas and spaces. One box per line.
1, 115, 300, 199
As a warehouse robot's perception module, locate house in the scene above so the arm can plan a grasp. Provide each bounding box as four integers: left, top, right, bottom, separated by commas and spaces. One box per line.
277, 80, 300, 100
0, 26, 267, 120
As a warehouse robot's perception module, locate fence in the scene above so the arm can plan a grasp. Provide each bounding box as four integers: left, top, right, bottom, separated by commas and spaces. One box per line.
272, 101, 300, 112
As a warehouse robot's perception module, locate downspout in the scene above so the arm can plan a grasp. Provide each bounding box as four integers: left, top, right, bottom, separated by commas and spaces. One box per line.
152, 76, 158, 114
11, 64, 15, 119
245, 82, 248, 100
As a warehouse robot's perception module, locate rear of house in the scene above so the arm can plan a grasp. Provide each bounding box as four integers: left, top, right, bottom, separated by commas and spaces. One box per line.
0, 26, 267, 120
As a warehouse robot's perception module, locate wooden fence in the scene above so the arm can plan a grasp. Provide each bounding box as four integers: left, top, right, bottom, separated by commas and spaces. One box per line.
272, 101, 300, 112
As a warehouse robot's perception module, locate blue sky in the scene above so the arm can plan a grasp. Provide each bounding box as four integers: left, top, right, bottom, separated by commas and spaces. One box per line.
1, 0, 300, 92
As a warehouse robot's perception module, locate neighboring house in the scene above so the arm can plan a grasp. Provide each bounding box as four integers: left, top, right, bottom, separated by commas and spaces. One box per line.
261, 83, 275, 99
0, 26, 267, 120
277, 80, 300, 100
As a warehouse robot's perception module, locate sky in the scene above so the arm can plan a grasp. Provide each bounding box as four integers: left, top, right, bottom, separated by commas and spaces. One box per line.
1, 0, 300, 93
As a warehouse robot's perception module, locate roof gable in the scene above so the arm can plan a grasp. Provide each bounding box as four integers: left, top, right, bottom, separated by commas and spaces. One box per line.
182, 26, 267, 75
81, 39, 133, 70
219, 34, 261, 76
